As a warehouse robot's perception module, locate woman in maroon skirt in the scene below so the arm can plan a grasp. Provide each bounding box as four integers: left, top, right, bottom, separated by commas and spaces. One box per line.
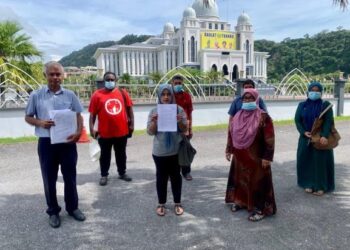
225, 88, 276, 222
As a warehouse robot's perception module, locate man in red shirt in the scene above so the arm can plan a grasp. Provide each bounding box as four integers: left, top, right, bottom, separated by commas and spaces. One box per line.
89, 72, 134, 186
172, 75, 194, 181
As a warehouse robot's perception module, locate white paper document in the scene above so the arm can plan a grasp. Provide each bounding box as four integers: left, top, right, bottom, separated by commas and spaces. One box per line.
49, 109, 77, 144
157, 104, 177, 132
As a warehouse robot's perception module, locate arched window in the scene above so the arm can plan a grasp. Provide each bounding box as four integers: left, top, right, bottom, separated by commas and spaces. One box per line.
246, 40, 250, 63
222, 64, 228, 76
211, 64, 217, 72
190, 36, 195, 62
232, 65, 239, 81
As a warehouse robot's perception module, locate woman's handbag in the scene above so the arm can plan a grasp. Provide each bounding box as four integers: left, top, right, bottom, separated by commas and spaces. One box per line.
310, 104, 341, 150
178, 135, 197, 166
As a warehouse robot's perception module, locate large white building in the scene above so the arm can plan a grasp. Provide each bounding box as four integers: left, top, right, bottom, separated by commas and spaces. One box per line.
94, 0, 268, 82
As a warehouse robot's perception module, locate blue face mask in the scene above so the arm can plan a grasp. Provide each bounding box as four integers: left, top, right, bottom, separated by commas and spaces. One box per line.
105, 81, 116, 90
242, 102, 257, 110
173, 85, 184, 93
308, 91, 321, 100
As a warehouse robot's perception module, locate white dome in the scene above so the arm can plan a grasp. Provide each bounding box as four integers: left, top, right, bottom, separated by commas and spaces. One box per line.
164, 22, 175, 33
183, 7, 196, 18
192, 0, 219, 19
237, 12, 251, 25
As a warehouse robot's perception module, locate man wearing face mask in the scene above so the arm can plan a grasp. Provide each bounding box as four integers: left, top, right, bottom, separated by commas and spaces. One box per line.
228, 79, 267, 117
89, 72, 134, 186
171, 75, 194, 181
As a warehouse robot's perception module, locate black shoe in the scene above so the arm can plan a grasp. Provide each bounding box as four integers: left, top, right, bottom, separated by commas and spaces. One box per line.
119, 174, 132, 182
99, 176, 108, 186
183, 173, 193, 181
49, 214, 60, 228
69, 209, 86, 221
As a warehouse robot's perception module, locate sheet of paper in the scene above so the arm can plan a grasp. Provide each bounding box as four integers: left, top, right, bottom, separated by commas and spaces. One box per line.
157, 104, 177, 132
49, 109, 77, 144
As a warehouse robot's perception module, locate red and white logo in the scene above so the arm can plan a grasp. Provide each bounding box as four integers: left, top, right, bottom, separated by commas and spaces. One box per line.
104, 99, 122, 115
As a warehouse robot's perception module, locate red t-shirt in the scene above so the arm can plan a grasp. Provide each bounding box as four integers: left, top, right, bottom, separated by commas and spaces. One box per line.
89, 88, 133, 138
174, 92, 193, 119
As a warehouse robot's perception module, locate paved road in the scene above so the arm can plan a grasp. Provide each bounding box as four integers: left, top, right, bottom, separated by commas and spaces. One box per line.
0, 121, 350, 250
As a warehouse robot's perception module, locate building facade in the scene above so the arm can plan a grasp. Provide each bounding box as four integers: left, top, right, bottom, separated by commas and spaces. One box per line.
94, 0, 269, 82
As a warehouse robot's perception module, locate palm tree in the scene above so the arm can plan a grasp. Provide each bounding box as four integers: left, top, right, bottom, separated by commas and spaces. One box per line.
334, 0, 348, 9
0, 21, 42, 101
0, 21, 41, 63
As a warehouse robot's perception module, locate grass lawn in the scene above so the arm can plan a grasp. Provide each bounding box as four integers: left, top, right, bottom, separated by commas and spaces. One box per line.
1, 116, 349, 144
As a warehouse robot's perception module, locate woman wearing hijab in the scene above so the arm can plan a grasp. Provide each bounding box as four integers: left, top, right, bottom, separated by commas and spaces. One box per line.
147, 83, 188, 216
295, 82, 335, 196
225, 88, 276, 222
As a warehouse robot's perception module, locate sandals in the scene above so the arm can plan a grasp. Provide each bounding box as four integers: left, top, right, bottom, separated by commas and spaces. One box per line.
156, 205, 165, 216
174, 204, 184, 216
231, 203, 242, 212
313, 190, 324, 196
305, 188, 324, 196
248, 211, 265, 222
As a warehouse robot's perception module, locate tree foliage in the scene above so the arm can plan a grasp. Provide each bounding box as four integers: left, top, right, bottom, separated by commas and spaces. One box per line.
0, 21, 41, 62
255, 29, 350, 82
59, 34, 151, 67
0, 21, 43, 85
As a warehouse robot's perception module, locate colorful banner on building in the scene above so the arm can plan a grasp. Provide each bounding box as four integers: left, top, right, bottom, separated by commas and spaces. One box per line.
200, 31, 236, 50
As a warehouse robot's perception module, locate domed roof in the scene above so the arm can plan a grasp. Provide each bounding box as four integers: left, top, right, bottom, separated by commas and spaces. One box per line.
237, 12, 251, 25
183, 7, 196, 18
164, 22, 175, 33
192, 0, 219, 19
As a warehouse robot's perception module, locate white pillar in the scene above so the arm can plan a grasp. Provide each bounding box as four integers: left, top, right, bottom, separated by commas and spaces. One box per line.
140, 52, 145, 75
101, 53, 106, 72
109, 54, 114, 73
134, 51, 138, 75
172, 50, 176, 69
105, 53, 109, 71
120, 51, 127, 75
150, 53, 153, 73
128, 51, 132, 74
144, 52, 148, 75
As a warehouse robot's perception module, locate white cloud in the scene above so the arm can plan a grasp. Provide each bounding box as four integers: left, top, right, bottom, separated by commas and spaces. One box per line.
1, 0, 349, 62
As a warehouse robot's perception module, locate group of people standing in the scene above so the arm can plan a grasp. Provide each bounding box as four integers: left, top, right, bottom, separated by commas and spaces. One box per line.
224, 80, 335, 221
25, 61, 335, 228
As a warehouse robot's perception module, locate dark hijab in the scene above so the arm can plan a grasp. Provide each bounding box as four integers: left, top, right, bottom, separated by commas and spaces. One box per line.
302, 82, 323, 131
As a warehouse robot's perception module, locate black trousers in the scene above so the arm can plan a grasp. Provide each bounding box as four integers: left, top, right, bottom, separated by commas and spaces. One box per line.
98, 136, 128, 177
152, 154, 182, 204
38, 138, 78, 216
181, 165, 191, 175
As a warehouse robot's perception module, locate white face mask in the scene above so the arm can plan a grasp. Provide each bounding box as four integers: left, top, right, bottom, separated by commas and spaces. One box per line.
242, 102, 257, 110
105, 81, 116, 90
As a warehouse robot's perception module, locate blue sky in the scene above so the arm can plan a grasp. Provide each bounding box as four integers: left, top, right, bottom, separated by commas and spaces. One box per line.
0, 0, 349, 62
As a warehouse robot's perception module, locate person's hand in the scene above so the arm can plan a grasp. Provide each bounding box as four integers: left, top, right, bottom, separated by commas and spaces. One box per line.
304, 131, 311, 138
176, 113, 183, 122
320, 137, 328, 145
40, 120, 55, 129
226, 152, 232, 162
90, 130, 98, 139
66, 132, 81, 143
262, 159, 271, 169
151, 114, 158, 122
